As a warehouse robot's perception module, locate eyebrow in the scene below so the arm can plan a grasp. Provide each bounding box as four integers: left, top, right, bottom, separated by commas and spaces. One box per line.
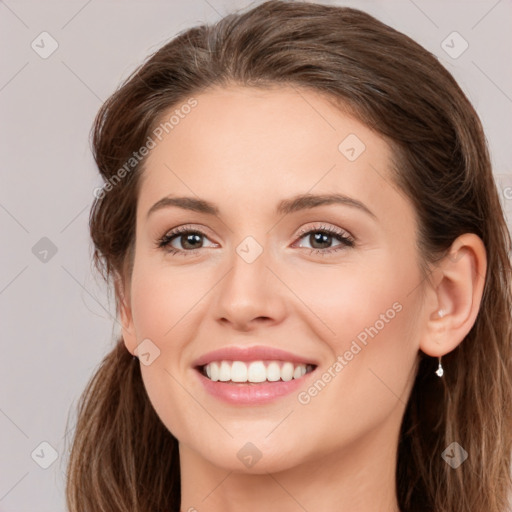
146, 193, 376, 220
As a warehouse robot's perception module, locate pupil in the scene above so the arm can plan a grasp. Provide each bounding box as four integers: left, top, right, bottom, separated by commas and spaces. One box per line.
183, 233, 202, 249
311, 232, 331, 249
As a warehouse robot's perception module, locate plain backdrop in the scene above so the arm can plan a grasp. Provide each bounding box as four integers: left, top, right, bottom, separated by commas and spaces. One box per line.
1, 0, 511, 510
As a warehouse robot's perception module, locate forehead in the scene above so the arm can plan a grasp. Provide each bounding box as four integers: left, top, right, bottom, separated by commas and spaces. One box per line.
137, 85, 407, 225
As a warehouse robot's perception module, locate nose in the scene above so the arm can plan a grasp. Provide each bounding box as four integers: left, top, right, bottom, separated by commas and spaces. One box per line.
213, 244, 288, 332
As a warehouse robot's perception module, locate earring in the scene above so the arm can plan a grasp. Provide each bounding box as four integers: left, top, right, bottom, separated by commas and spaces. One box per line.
435, 310, 445, 376
435, 356, 444, 377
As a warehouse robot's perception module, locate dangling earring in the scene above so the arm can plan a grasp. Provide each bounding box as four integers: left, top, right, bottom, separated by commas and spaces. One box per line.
435, 309, 445, 377
435, 356, 444, 377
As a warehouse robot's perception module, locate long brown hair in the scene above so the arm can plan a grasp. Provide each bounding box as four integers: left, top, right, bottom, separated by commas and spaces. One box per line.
64, 2, 512, 511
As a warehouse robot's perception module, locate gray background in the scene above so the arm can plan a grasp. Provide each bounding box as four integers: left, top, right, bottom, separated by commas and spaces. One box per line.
1, 0, 511, 510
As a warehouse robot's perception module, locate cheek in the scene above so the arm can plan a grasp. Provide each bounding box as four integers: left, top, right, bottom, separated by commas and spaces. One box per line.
130, 259, 206, 343
292, 257, 421, 441
287, 253, 415, 354
129, 261, 207, 439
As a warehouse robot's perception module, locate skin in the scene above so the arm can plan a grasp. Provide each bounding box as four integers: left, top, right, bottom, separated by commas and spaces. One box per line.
119, 85, 487, 512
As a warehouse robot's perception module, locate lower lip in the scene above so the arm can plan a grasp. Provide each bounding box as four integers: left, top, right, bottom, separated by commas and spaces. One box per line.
195, 368, 315, 405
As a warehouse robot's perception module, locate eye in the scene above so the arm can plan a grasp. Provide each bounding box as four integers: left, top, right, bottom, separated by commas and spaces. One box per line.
155, 223, 355, 257
293, 224, 355, 256
155, 225, 217, 256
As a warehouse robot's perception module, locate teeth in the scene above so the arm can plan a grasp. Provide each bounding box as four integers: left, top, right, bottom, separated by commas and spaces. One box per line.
281, 362, 294, 381
247, 361, 266, 383
202, 360, 312, 383
210, 362, 219, 381
267, 361, 281, 381
231, 361, 247, 382
219, 361, 231, 381
293, 365, 303, 379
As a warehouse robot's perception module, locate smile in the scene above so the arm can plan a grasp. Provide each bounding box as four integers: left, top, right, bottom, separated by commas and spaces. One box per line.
192, 345, 319, 404
200, 360, 316, 383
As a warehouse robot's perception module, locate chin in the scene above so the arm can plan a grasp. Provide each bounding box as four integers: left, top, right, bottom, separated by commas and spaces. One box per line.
183, 433, 310, 474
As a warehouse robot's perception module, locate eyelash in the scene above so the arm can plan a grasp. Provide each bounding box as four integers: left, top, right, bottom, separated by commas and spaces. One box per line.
155, 224, 355, 257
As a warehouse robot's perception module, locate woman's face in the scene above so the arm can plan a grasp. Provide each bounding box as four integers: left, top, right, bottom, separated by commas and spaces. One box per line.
121, 85, 427, 473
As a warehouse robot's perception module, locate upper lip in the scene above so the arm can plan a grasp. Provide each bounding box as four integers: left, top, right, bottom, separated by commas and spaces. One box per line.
192, 345, 318, 368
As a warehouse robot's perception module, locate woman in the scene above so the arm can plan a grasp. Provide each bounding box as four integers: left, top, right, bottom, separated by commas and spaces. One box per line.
65, 2, 512, 511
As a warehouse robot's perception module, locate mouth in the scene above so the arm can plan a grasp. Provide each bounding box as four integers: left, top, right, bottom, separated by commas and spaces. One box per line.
197, 360, 317, 383
192, 345, 319, 404
194, 359, 318, 405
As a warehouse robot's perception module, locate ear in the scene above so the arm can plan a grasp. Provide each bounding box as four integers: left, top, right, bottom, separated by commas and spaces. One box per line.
115, 271, 137, 356
419, 233, 487, 357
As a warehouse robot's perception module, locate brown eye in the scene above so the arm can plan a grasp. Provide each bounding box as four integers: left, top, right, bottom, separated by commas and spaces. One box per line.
294, 225, 355, 255
306, 231, 336, 250
156, 226, 216, 255
176, 232, 204, 250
